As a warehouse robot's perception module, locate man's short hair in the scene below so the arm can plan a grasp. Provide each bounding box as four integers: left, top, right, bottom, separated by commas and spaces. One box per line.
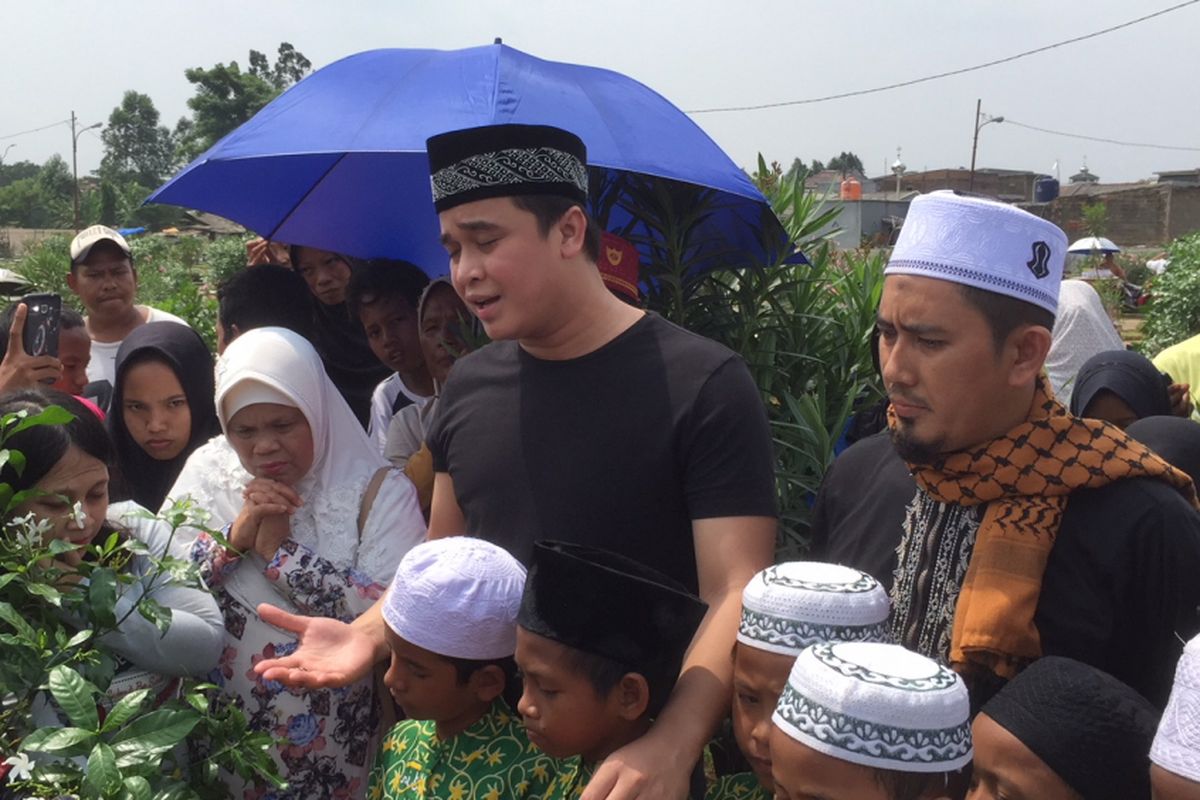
345, 259, 431, 319
217, 265, 315, 341
511, 195, 602, 264
959, 284, 1055, 353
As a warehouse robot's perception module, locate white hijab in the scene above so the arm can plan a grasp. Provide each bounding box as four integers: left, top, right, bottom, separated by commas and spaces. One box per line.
213, 327, 389, 569
1046, 279, 1124, 399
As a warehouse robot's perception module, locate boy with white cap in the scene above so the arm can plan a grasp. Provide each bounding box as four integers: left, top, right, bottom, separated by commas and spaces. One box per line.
369, 537, 557, 799
1151, 633, 1200, 799
769, 641, 971, 800
710, 561, 891, 800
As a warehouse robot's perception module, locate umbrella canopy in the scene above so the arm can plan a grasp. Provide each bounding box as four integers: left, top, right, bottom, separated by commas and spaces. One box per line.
147, 43, 793, 275
1068, 236, 1121, 254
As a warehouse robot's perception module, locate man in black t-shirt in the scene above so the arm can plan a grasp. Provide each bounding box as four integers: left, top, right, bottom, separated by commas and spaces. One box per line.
256, 124, 778, 800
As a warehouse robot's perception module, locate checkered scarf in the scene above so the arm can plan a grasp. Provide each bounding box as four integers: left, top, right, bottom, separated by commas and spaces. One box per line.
894, 377, 1197, 679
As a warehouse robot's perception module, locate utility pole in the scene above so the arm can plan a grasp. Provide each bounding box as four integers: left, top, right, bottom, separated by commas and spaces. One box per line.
969, 98, 1004, 193
70, 111, 102, 231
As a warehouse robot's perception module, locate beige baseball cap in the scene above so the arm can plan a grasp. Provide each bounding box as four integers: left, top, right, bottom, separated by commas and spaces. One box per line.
70, 225, 131, 265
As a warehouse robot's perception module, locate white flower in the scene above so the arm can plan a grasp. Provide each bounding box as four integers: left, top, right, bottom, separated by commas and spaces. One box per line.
4, 751, 34, 780
69, 501, 87, 529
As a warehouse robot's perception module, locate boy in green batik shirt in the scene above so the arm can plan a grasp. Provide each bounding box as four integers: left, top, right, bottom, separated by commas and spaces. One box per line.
513, 541, 708, 800
709, 561, 891, 800
367, 537, 556, 800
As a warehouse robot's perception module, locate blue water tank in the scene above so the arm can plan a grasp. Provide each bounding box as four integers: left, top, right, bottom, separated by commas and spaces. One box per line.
1034, 177, 1060, 203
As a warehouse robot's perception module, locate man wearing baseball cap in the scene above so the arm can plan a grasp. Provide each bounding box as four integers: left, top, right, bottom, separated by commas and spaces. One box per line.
67, 225, 188, 388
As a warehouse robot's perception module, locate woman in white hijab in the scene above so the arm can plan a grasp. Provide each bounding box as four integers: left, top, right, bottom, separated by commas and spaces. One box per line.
187, 327, 425, 798
1045, 279, 1124, 399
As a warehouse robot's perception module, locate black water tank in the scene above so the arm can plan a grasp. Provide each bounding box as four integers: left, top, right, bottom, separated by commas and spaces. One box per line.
1034, 176, 1060, 203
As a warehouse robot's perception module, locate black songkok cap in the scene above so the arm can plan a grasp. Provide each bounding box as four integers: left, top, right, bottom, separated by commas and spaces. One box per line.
981, 656, 1160, 800
426, 124, 589, 213
518, 541, 707, 703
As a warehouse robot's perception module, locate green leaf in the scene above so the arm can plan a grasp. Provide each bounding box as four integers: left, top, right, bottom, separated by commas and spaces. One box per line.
101, 687, 151, 734
137, 597, 173, 635
66, 628, 94, 648
11, 404, 75, 434
21, 725, 95, 752
87, 566, 118, 628
49, 664, 100, 731
0, 571, 17, 591
85, 741, 121, 797
0, 600, 35, 638
111, 709, 200, 767
27, 580, 63, 607
123, 775, 152, 800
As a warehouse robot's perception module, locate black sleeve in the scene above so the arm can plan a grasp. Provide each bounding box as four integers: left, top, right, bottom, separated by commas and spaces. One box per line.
680, 356, 778, 521
809, 453, 844, 559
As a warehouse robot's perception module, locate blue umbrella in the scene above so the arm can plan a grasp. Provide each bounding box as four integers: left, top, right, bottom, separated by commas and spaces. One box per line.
147, 43, 795, 275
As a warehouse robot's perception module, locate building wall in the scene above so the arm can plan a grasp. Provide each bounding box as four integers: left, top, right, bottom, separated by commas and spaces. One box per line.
1020, 184, 1200, 246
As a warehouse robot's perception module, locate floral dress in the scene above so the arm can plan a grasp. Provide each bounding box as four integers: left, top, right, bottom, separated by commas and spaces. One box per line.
704, 773, 770, 800
190, 471, 424, 800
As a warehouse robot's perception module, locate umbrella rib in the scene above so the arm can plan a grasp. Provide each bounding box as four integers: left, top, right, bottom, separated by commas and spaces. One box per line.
264, 153, 348, 242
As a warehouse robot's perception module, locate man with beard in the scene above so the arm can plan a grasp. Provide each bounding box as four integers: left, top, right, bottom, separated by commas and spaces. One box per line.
820, 190, 1200, 711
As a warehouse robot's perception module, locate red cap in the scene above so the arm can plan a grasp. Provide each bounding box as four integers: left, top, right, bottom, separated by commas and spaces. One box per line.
599, 231, 640, 302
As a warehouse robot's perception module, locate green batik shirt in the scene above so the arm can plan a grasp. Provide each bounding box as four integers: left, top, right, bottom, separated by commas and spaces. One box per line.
367, 698, 557, 800
705, 772, 770, 800
541, 757, 595, 800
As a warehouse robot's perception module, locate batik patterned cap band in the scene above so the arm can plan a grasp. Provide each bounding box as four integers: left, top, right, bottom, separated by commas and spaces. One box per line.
772, 641, 973, 774
1153, 633, 1200, 783
737, 562, 891, 656
383, 537, 527, 661
426, 124, 589, 213
885, 190, 1068, 315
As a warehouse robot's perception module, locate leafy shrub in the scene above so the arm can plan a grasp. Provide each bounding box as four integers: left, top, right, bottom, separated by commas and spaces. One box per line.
1139, 232, 1200, 357
0, 405, 283, 798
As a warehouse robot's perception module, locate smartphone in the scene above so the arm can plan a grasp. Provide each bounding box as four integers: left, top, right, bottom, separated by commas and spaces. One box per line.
20, 293, 61, 358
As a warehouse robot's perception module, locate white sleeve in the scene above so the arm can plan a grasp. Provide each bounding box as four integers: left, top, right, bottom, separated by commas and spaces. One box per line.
356, 469, 427, 584
367, 378, 394, 454
383, 404, 425, 468
98, 504, 224, 678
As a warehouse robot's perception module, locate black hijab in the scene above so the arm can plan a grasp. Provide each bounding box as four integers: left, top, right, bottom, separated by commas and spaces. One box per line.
107, 322, 219, 511
1127, 415, 1200, 488
1069, 348, 1172, 420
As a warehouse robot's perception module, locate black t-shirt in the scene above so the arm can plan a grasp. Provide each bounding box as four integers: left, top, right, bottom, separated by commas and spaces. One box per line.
809, 431, 914, 591
814, 435, 1200, 708
428, 313, 777, 591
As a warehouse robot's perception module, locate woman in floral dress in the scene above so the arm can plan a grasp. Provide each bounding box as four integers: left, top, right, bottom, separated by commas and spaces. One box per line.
187, 327, 426, 798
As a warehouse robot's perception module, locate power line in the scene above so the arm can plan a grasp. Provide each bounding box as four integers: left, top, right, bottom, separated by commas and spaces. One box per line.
685, 0, 1200, 113
1003, 118, 1200, 152
0, 118, 71, 141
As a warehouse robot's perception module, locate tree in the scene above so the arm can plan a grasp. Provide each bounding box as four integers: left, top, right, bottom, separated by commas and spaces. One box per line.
827, 151, 865, 176
0, 156, 73, 228
100, 91, 176, 186
181, 43, 311, 158
0, 160, 40, 190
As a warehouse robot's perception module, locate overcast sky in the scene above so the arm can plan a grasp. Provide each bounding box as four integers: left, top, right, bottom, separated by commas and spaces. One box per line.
4, 0, 1197, 184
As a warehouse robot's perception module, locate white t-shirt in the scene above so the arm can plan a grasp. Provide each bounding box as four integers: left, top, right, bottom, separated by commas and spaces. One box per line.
85, 306, 189, 386
367, 373, 430, 453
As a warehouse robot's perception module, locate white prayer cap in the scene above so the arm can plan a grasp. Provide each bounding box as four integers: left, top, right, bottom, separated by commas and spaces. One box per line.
885, 191, 1067, 315
738, 562, 890, 656
1151, 633, 1200, 782
772, 641, 972, 773
383, 537, 527, 661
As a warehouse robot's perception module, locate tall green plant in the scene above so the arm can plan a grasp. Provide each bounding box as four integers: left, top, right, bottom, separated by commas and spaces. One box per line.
1139, 232, 1200, 356
597, 163, 882, 552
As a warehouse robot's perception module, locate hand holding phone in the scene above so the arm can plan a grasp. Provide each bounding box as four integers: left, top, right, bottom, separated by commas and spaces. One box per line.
0, 300, 63, 391
19, 293, 61, 358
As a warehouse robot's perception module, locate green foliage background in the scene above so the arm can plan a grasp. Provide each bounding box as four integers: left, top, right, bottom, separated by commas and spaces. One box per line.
1139, 232, 1200, 356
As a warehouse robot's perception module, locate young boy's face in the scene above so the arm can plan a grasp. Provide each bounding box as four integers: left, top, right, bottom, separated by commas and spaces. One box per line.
358, 294, 425, 377
383, 627, 487, 728
768, 724, 893, 800
731, 643, 794, 790
514, 627, 629, 763
966, 713, 1081, 800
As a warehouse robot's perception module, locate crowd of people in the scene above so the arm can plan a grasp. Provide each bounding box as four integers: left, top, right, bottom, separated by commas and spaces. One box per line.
8, 119, 1200, 800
